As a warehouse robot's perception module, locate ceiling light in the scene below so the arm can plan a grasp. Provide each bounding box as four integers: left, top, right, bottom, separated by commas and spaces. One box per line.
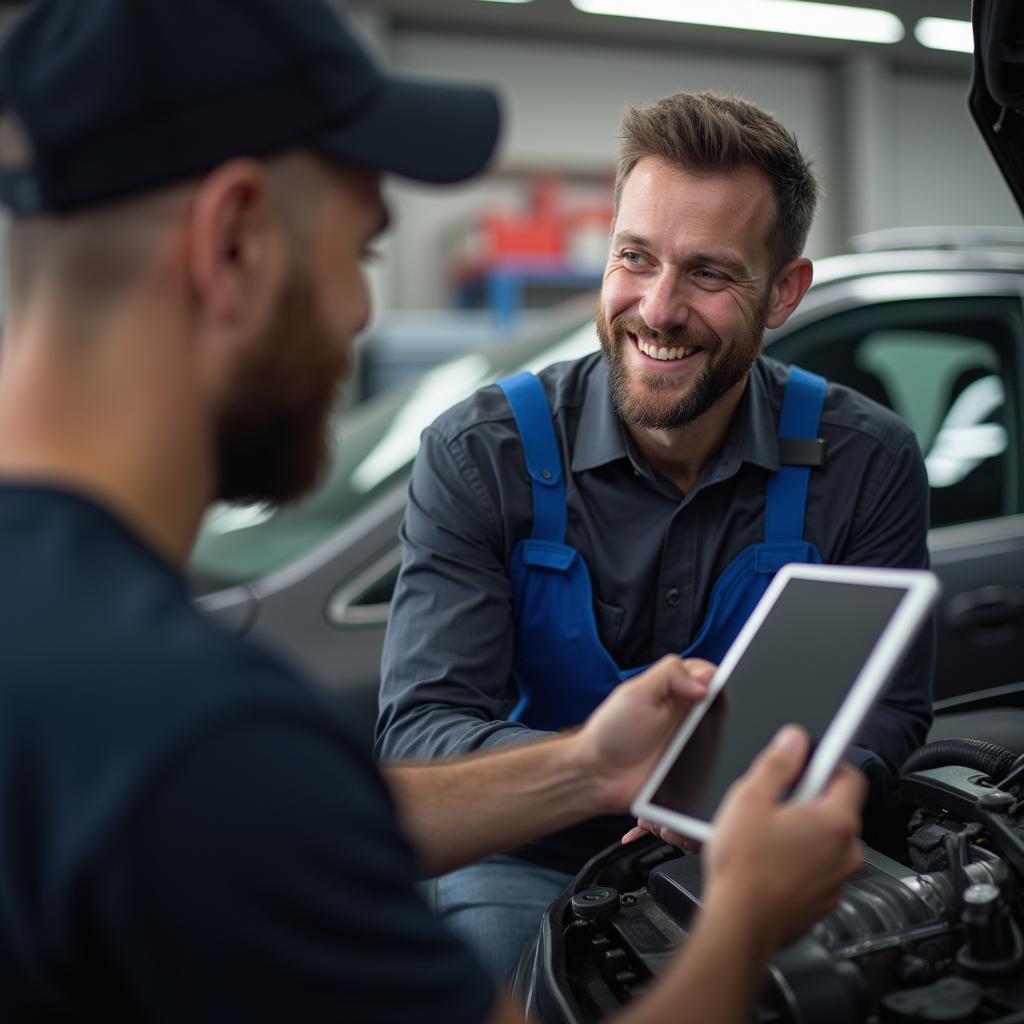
570, 0, 905, 45
914, 17, 973, 54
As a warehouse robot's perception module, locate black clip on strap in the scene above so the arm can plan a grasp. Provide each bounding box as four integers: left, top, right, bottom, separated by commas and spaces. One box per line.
778, 437, 827, 467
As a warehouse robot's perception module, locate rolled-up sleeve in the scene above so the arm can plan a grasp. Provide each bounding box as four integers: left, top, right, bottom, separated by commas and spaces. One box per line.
375, 423, 547, 761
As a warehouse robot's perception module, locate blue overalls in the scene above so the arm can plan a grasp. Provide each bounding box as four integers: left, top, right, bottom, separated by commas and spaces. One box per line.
496, 365, 827, 732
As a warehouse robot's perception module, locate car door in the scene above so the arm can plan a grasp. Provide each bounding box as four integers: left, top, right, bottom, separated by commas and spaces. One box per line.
191, 302, 601, 721
767, 272, 1024, 700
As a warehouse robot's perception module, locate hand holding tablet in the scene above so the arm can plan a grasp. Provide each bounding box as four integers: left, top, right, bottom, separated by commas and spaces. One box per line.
631, 563, 940, 843
702, 722, 868, 948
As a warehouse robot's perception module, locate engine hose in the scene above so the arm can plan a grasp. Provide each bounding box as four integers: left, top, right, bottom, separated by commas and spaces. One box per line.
902, 738, 1020, 781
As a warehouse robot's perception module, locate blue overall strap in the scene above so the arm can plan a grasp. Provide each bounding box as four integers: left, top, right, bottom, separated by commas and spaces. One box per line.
496, 372, 567, 542
764, 365, 827, 543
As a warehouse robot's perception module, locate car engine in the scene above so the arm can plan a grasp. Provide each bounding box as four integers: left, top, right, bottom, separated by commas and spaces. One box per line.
514, 738, 1024, 1023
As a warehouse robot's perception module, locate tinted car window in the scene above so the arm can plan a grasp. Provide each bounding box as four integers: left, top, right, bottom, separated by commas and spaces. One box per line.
769, 296, 1020, 528
190, 289, 1024, 595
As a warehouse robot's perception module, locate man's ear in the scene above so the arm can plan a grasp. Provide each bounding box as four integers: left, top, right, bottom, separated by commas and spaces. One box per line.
186, 158, 284, 339
764, 258, 813, 330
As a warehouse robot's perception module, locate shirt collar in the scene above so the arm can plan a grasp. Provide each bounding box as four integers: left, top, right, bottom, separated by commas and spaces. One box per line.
571, 357, 631, 473
570, 354, 782, 477
738, 357, 782, 472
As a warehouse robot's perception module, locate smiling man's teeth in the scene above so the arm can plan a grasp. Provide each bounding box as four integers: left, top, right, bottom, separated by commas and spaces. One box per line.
637, 338, 696, 361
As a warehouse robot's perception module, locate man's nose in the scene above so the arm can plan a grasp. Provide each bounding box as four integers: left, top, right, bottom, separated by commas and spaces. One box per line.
637, 270, 688, 334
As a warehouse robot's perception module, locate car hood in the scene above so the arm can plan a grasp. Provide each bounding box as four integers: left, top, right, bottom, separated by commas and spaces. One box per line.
970, 1, 1024, 216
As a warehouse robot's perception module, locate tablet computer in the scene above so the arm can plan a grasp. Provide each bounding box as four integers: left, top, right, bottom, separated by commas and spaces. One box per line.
631, 563, 939, 842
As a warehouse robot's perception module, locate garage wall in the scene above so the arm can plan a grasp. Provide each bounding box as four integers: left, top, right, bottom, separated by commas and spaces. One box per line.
386, 29, 839, 309
889, 71, 1018, 231
377, 30, 1017, 311
0, 6, 1014, 318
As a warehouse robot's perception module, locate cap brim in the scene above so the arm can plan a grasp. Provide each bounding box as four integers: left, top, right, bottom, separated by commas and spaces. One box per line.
318, 74, 501, 185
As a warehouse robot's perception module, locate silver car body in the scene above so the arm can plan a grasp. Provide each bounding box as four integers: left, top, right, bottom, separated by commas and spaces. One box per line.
193, 232, 1024, 725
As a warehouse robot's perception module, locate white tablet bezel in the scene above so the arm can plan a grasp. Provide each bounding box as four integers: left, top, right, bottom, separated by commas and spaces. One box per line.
631, 563, 940, 842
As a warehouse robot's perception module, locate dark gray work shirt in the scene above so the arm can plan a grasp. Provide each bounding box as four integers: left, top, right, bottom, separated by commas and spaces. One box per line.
377, 353, 934, 868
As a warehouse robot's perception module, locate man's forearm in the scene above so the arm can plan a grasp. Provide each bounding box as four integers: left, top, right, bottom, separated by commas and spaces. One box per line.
488, 896, 775, 1024
613, 888, 775, 1024
491, 892, 780, 1024
383, 732, 601, 878
383, 656, 713, 877
488, 899, 775, 1024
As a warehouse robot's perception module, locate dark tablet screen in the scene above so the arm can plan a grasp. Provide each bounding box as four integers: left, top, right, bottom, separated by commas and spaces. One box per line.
650, 577, 907, 822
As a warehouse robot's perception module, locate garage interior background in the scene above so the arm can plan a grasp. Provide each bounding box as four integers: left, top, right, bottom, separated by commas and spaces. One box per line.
0, 0, 1015, 396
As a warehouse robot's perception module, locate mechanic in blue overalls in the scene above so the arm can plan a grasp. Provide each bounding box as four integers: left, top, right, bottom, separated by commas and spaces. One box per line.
390, 356, 914, 984
377, 93, 934, 982
498, 364, 823, 731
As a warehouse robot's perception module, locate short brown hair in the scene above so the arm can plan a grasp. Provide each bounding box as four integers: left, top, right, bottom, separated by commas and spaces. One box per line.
614, 91, 820, 273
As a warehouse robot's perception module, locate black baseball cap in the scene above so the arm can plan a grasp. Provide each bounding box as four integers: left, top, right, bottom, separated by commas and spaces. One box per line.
0, 0, 502, 214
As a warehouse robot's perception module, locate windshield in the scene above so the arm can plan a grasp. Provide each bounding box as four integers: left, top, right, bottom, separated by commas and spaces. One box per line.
188, 304, 599, 594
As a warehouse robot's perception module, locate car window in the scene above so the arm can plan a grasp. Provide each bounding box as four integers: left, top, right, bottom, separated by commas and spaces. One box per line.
768, 296, 1020, 529
188, 309, 599, 595
191, 290, 1022, 595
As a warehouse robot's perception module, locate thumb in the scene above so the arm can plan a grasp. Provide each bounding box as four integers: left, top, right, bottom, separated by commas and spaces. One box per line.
679, 658, 716, 684
744, 725, 809, 802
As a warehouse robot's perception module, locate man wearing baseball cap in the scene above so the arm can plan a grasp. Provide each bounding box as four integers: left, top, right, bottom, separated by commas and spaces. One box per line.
0, 1, 865, 1021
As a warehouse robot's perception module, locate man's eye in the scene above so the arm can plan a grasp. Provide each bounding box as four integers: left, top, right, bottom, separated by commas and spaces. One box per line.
694, 268, 726, 284
622, 250, 647, 266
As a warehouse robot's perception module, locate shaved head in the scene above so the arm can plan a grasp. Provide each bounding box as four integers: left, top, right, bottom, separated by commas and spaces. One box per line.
0, 133, 368, 510
5, 185, 189, 336
2, 142, 335, 339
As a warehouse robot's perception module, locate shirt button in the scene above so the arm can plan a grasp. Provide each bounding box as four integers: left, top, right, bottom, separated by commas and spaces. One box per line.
666, 588, 681, 607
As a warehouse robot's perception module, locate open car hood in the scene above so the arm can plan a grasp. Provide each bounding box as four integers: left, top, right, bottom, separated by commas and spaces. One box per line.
970, 0, 1024, 217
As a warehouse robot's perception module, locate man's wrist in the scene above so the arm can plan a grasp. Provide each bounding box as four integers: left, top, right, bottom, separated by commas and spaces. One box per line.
559, 728, 620, 818
698, 880, 781, 965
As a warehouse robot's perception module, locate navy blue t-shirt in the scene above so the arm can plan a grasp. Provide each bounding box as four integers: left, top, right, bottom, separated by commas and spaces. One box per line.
0, 485, 494, 1022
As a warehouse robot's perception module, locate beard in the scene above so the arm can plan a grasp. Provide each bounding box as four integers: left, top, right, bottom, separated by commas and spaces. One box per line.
596, 303, 766, 431
214, 258, 351, 507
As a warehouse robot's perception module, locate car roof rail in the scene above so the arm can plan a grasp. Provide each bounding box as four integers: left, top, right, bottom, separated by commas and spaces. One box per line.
848, 226, 1024, 253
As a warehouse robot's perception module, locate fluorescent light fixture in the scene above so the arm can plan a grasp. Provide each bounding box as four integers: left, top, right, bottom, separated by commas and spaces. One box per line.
570, 0, 904, 45
914, 17, 973, 54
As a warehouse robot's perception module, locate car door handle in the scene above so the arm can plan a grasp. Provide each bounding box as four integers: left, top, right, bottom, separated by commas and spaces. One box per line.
946, 585, 1024, 634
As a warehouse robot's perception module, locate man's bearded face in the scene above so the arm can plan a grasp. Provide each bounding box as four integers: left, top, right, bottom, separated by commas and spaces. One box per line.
214, 254, 350, 506
596, 302, 767, 430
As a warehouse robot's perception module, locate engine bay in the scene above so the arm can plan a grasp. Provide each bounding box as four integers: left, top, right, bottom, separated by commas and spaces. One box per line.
515, 737, 1024, 1023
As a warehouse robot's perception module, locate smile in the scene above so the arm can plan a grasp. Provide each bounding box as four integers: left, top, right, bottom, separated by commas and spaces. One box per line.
634, 336, 699, 362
